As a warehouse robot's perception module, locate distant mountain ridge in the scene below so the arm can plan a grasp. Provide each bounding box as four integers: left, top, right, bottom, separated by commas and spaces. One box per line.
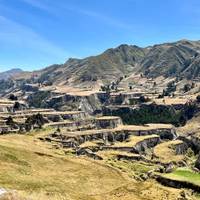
0, 68, 23, 80
10, 39, 200, 87
14, 44, 146, 87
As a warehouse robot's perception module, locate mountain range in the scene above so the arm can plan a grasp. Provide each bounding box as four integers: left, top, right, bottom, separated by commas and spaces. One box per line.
2, 39, 200, 87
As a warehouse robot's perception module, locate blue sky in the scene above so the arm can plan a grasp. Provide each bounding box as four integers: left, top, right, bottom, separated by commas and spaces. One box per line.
0, 0, 200, 72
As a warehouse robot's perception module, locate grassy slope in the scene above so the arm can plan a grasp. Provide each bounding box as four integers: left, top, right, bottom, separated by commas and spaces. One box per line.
0, 131, 125, 199
0, 130, 190, 200
164, 168, 200, 186
154, 140, 184, 163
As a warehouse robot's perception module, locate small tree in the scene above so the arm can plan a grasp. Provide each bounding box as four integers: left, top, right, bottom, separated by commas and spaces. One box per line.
166, 81, 176, 95
9, 94, 18, 101
6, 116, 18, 129
191, 82, 195, 89
101, 85, 110, 93
56, 127, 61, 133
197, 95, 200, 103
183, 84, 191, 93
162, 89, 170, 97
25, 113, 47, 131
110, 82, 116, 90
139, 96, 150, 103
6, 116, 14, 126
158, 94, 164, 99
119, 77, 123, 81
13, 102, 21, 111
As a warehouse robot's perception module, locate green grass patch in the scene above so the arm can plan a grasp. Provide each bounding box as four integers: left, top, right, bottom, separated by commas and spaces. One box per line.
164, 168, 200, 186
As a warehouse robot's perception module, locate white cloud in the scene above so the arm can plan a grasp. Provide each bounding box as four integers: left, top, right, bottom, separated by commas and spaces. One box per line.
66, 6, 133, 30
20, 0, 50, 11
20, 0, 134, 30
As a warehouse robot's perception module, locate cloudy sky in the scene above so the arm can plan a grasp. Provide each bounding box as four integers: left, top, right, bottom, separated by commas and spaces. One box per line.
0, 0, 200, 71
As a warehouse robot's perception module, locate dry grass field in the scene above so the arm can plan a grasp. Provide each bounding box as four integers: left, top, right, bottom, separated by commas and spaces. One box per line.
112, 135, 159, 147
0, 129, 189, 200
54, 86, 100, 96
152, 96, 193, 105
154, 140, 185, 163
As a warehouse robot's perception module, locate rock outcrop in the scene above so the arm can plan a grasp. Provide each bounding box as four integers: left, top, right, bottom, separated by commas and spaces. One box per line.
134, 136, 160, 152
179, 135, 200, 154
46, 93, 104, 114
175, 142, 188, 155
96, 116, 122, 129
156, 175, 200, 193
76, 148, 103, 160
46, 124, 175, 148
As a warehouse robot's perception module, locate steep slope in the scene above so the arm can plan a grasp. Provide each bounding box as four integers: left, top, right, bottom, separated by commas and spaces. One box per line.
0, 68, 23, 80
140, 40, 200, 78
25, 45, 146, 87
182, 55, 200, 79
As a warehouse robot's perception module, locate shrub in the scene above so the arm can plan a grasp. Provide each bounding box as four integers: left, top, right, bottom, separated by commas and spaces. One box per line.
183, 84, 191, 93
196, 95, 200, 103
25, 113, 47, 131
27, 91, 50, 108
13, 102, 21, 111
139, 96, 150, 103
9, 94, 18, 101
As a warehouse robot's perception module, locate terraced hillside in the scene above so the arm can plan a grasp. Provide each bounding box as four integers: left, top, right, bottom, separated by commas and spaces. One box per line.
0, 131, 186, 200
1, 40, 200, 200
0, 99, 199, 199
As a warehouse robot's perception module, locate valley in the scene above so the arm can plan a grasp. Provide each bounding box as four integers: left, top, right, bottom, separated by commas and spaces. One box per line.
1, 40, 200, 200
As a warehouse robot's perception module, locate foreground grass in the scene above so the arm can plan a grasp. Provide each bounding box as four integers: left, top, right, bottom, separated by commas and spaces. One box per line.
0, 132, 127, 199
0, 130, 195, 200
